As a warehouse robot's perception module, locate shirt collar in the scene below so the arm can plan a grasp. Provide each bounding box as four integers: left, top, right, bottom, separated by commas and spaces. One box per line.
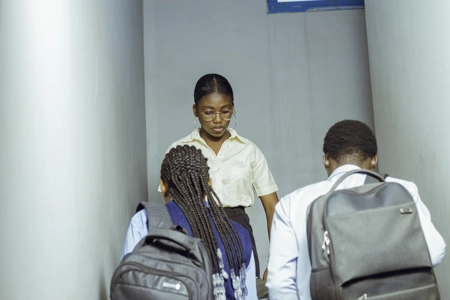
182, 128, 247, 144
328, 164, 362, 181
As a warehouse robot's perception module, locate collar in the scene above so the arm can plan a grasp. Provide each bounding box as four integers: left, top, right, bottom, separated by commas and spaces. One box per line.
328, 164, 362, 181
182, 128, 246, 144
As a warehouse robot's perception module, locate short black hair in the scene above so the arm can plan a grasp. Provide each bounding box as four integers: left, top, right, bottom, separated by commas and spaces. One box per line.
194, 73, 234, 104
323, 119, 377, 163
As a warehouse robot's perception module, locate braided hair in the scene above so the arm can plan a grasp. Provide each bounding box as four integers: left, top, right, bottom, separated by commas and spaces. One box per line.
160, 145, 247, 300
323, 119, 377, 163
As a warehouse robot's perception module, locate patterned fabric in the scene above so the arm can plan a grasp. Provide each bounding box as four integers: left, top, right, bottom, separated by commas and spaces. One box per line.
166, 200, 253, 299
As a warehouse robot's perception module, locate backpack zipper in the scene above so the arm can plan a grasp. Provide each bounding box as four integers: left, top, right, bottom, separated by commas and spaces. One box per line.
322, 231, 330, 257
323, 228, 341, 300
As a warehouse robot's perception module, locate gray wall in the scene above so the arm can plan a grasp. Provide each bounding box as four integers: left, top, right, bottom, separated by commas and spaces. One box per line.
0, 1, 147, 299
365, 0, 450, 297
144, 0, 374, 271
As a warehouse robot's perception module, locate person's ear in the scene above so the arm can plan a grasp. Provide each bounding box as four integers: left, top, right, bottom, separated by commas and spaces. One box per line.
207, 178, 212, 186
193, 104, 198, 117
159, 179, 171, 203
159, 179, 167, 196
370, 155, 378, 171
323, 155, 330, 171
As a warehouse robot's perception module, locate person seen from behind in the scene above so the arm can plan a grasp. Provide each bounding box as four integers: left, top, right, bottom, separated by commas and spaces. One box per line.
122, 145, 257, 299
266, 119, 446, 299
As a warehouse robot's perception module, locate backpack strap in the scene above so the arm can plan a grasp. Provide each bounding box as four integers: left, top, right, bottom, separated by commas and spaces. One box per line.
364, 172, 389, 184
136, 201, 173, 230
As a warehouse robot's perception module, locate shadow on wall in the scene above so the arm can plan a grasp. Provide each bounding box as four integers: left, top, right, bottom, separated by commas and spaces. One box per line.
99, 273, 108, 300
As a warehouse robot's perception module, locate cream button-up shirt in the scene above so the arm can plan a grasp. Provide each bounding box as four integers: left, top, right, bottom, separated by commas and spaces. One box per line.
164, 129, 278, 208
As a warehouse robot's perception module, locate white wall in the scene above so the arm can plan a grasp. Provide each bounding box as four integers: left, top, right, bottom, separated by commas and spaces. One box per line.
144, 0, 374, 273
0, 1, 147, 299
365, 0, 450, 297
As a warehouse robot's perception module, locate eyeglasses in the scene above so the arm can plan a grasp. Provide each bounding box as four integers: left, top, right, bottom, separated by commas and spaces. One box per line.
199, 108, 233, 122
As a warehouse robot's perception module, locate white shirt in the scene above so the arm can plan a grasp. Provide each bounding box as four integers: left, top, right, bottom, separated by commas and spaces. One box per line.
121, 209, 258, 300
267, 164, 446, 300
164, 129, 278, 207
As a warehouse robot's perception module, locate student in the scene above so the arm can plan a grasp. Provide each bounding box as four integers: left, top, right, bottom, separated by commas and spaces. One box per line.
122, 145, 257, 299
266, 119, 446, 299
164, 73, 279, 278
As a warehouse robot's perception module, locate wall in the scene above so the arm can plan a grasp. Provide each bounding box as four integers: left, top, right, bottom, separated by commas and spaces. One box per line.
365, 0, 450, 297
0, 1, 147, 299
144, 0, 374, 272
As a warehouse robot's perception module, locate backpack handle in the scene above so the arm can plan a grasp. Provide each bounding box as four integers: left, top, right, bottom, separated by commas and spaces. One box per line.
145, 228, 203, 259
327, 169, 385, 195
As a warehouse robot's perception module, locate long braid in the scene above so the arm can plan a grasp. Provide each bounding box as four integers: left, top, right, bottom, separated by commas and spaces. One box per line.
160, 145, 247, 299
163, 147, 219, 270
195, 157, 247, 299
205, 189, 247, 297
195, 154, 246, 274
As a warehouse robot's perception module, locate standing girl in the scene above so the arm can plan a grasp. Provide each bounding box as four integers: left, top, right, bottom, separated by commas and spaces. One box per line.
165, 73, 279, 278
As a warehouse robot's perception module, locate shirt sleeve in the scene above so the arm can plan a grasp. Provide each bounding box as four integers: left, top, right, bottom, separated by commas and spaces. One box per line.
120, 210, 149, 260
267, 197, 299, 299
245, 251, 258, 300
387, 177, 446, 266
250, 144, 278, 197
408, 183, 446, 266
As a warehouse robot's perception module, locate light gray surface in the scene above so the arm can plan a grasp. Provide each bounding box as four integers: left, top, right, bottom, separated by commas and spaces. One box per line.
0, 1, 147, 299
144, 0, 374, 272
365, 1, 450, 297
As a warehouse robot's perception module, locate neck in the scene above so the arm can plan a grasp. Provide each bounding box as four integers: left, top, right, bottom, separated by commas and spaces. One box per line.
199, 128, 231, 145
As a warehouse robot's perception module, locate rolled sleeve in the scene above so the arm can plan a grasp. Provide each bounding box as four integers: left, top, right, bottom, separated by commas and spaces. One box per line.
251, 145, 278, 197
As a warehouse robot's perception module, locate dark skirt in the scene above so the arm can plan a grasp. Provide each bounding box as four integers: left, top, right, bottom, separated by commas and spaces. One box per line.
223, 206, 260, 278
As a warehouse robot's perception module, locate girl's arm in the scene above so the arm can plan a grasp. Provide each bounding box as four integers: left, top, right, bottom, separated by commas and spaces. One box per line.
259, 192, 279, 239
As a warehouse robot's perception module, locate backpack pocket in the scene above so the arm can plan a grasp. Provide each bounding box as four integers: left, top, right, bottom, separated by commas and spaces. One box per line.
326, 202, 431, 285
351, 283, 439, 300
111, 262, 198, 300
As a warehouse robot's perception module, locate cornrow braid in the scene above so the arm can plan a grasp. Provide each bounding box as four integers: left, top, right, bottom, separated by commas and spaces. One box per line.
160, 145, 247, 299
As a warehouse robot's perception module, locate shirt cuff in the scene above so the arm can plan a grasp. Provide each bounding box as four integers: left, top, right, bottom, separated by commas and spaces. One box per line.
255, 184, 278, 197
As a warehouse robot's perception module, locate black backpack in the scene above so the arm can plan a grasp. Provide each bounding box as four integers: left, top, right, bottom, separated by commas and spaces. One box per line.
307, 169, 440, 300
110, 202, 214, 300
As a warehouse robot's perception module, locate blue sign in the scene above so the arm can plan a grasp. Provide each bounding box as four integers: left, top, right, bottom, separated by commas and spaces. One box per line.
267, 0, 365, 13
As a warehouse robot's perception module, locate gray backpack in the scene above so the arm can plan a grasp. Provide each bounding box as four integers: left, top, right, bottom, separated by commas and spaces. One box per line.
307, 169, 440, 300
110, 202, 214, 300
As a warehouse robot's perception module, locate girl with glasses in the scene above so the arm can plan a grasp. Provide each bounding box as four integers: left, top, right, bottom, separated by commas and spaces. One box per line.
163, 73, 279, 282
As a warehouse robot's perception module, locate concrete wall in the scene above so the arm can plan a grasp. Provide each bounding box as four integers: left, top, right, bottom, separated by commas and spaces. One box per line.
144, 0, 374, 272
365, 0, 450, 297
0, 1, 147, 299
